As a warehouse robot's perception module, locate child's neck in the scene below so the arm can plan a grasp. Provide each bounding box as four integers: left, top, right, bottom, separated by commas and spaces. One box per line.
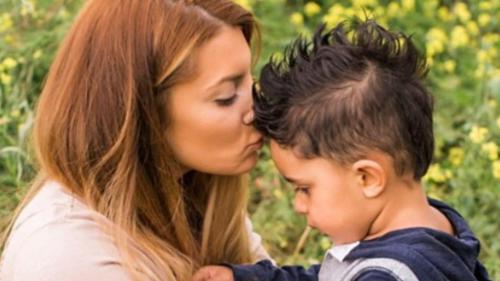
364, 178, 454, 241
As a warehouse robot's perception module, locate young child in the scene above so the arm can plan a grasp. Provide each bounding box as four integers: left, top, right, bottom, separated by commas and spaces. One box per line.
193, 19, 491, 281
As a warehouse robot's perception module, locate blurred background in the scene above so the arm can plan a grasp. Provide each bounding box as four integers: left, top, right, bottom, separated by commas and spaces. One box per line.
0, 0, 499, 278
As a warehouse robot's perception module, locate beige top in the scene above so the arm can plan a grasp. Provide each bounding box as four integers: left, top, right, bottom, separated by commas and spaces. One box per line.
0, 180, 271, 281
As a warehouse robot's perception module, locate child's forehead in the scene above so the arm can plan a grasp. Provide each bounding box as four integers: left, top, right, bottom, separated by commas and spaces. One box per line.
271, 141, 396, 170
269, 140, 341, 167
269, 140, 305, 159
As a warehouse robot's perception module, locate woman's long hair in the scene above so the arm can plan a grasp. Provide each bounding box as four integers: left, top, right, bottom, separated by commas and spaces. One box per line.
1, 0, 258, 280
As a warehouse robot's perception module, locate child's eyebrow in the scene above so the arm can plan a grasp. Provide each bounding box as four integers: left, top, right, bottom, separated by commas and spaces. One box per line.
282, 176, 297, 184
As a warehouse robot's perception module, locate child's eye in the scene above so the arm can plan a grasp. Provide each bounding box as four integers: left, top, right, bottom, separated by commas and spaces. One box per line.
215, 94, 238, 106
294, 186, 310, 195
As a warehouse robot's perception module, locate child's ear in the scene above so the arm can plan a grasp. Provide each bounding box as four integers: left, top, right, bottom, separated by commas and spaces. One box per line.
352, 160, 386, 198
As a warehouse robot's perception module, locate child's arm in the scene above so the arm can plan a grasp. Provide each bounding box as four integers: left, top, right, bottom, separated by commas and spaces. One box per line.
192, 259, 320, 281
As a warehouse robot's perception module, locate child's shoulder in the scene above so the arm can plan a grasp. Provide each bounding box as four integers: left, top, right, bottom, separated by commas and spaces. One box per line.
344, 198, 489, 280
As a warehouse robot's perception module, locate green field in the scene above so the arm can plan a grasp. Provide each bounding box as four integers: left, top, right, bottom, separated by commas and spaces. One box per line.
1, 0, 499, 278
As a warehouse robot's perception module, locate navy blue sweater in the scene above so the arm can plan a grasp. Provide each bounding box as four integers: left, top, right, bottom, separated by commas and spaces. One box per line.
228, 199, 491, 281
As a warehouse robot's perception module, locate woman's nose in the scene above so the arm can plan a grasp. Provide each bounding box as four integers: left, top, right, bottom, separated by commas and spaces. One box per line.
242, 83, 256, 125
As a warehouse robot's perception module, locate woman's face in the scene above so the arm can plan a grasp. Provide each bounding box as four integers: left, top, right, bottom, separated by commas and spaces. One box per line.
166, 25, 263, 175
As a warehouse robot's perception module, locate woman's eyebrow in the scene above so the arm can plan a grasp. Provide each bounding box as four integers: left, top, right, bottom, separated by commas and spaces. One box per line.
206, 73, 245, 92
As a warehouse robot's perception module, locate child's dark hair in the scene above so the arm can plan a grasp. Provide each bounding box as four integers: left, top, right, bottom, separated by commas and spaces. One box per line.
254, 19, 433, 180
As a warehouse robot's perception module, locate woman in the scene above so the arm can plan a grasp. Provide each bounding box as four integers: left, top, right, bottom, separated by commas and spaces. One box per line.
0, 0, 268, 280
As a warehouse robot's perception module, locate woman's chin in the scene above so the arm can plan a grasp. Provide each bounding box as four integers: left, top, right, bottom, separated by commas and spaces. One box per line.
223, 153, 259, 175
188, 152, 260, 176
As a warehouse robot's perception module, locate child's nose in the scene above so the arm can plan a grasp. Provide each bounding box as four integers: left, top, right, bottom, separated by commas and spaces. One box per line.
294, 196, 307, 214
242, 108, 255, 125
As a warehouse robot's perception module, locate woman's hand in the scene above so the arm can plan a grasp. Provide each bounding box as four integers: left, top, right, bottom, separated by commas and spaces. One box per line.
192, 265, 234, 281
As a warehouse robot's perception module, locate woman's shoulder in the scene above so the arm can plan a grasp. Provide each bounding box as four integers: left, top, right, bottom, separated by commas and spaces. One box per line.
0, 180, 131, 281
7, 180, 112, 246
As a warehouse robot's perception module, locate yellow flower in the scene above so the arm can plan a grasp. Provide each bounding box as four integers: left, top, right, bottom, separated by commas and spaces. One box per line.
343, 7, 355, 17
20, 0, 36, 15
477, 50, 490, 64
476, 50, 496, 64
0, 73, 12, 85
10, 109, 20, 118
328, 4, 345, 16
426, 28, 447, 56
426, 28, 448, 44
437, 7, 452, 22
352, 0, 377, 7
33, 49, 43, 60
450, 26, 469, 48
425, 164, 447, 183
273, 188, 284, 199
448, 147, 464, 166
445, 170, 452, 180
2, 57, 18, 69
304, 2, 321, 17
320, 236, 331, 250
487, 48, 497, 60
469, 125, 489, 143
422, 0, 438, 16
0, 13, 13, 33
488, 99, 497, 108
353, 7, 369, 19
483, 33, 500, 46
482, 142, 499, 160
478, 14, 491, 27
443, 60, 456, 73
290, 12, 304, 26
493, 161, 500, 179
475, 64, 486, 79
20, 7, 29, 17
374, 6, 384, 17
323, 14, 337, 28
427, 57, 434, 66
453, 2, 471, 23
401, 0, 415, 12
387, 2, 400, 18
3, 34, 14, 44
479, 1, 493, 10
323, 4, 345, 28
57, 8, 69, 20
466, 21, 479, 36
426, 41, 441, 57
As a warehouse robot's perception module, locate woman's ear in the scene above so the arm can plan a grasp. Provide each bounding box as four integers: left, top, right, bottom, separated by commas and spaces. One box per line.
352, 160, 386, 198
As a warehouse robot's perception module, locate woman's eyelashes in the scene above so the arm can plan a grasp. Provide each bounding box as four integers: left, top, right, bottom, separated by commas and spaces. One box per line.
215, 94, 238, 106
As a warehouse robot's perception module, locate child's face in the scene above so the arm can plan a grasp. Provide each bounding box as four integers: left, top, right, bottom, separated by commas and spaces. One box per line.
270, 140, 374, 244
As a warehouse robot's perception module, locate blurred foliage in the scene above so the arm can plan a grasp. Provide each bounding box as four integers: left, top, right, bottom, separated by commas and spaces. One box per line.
0, 0, 499, 278
0, 0, 81, 218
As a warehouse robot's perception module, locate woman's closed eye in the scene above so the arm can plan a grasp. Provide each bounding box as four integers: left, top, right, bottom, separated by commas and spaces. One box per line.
215, 94, 238, 106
